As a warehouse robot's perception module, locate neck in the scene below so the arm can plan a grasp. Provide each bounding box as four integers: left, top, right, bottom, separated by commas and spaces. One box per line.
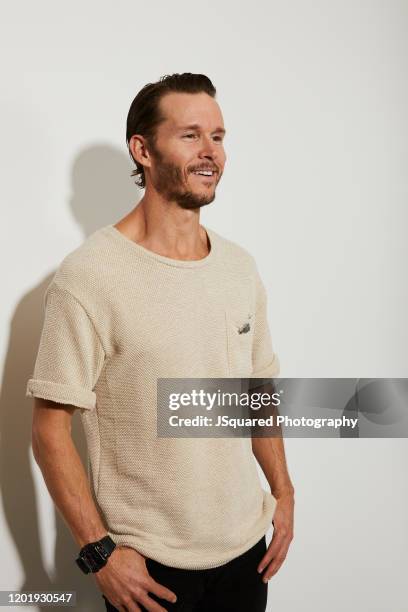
113, 197, 210, 261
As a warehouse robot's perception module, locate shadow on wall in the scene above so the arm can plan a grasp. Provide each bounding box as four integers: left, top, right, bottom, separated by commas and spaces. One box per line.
0, 144, 140, 612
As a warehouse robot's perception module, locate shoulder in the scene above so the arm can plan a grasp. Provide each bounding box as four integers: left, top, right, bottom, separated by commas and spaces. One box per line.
208, 227, 257, 274
47, 226, 112, 300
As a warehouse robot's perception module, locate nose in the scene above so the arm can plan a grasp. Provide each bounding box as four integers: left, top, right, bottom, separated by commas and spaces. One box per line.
199, 135, 218, 161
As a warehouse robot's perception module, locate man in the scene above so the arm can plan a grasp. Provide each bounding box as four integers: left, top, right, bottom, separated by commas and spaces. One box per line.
27, 73, 294, 612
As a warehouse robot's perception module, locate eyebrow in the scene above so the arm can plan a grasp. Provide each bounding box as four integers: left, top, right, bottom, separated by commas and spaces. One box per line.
178, 124, 226, 136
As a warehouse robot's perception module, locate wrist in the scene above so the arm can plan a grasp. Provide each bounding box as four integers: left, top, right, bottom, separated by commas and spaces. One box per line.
271, 485, 295, 499
77, 529, 109, 548
75, 535, 116, 574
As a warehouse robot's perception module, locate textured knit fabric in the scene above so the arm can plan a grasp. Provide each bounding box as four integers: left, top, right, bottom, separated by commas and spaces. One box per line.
26, 224, 280, 570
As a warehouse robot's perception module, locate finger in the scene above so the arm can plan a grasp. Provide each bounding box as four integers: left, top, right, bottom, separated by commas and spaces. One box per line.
262, 553, 287, 582
115, 598, 141, 612
257, 540, 283, 572
262, 560, 283, 582
138, 591, 170, 612
110, 602, 127, 612
146, 577, 177, 604
257, 550, 272, 573
258, 533, 292, 573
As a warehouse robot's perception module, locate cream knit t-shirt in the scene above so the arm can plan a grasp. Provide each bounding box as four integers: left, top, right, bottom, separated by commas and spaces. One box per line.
26, 223, 280, 570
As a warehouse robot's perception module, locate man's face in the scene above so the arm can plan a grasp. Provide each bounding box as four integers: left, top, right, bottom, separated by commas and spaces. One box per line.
145, 92, 226, 210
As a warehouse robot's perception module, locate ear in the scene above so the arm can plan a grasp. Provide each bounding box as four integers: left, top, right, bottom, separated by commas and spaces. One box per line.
129, 134, 152, 169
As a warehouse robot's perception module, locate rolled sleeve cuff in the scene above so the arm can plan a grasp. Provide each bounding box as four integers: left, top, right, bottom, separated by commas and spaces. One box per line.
26, 378, 96, 411
251, 353, 280, 380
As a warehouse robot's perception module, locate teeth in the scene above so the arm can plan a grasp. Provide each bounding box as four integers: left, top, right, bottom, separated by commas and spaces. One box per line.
194, 171, 213, 175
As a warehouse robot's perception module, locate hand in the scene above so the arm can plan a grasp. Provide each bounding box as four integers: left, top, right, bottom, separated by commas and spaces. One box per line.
257, 491, 294, 582
93, 545, 177, 612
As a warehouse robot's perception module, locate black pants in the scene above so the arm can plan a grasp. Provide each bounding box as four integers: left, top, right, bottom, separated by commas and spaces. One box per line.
102, 535, 268, 611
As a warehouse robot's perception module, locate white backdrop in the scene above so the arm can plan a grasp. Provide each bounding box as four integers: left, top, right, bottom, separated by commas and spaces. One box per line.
1, 1, 407, 611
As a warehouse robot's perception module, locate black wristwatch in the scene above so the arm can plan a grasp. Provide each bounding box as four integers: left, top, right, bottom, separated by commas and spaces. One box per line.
75, 535, 116, 574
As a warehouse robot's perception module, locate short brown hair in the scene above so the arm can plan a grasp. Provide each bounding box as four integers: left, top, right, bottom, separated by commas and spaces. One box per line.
126, 73, 216, 189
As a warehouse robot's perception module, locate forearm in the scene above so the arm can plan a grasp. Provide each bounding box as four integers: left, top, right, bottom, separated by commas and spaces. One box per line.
33, 429, 108, 547
251, 436, 294, 498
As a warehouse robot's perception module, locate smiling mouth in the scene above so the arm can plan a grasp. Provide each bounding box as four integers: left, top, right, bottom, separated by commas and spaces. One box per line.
191, 170, 217, 180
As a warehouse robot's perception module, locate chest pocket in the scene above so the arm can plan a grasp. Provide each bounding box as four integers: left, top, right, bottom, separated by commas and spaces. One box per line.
225, 309, 254, 377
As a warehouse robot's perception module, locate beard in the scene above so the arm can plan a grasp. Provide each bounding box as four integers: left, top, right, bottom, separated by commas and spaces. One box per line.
148, 142, 220, 210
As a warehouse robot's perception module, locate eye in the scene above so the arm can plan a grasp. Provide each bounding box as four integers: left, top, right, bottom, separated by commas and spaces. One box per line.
213, 135, 224, 142
183, 133, 197, 139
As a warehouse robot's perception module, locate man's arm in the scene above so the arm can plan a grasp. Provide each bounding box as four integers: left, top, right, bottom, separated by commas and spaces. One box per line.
251, 436, 294, 500
31, 397, 177, 611
251, 431, 295, 583
249, 380, 294, 498
32, 398, 107, 546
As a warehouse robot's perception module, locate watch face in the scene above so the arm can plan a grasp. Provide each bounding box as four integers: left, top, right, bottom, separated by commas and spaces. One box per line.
76, 538, 114, 574
81, 543, 109, 572
94, 543, 109, 562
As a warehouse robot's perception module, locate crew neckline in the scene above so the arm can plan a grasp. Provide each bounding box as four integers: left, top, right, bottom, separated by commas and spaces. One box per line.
104, 223, 217, 268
